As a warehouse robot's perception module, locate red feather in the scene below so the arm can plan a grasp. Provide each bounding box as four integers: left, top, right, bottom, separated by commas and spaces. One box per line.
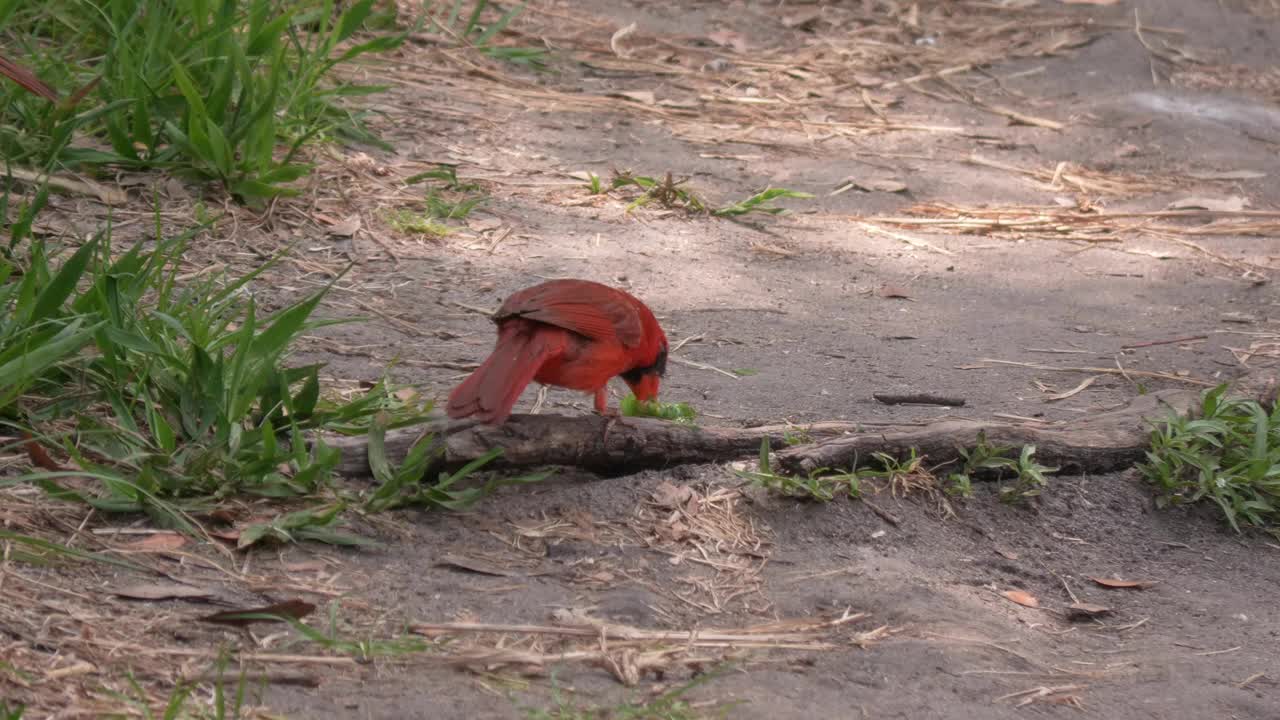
446, 279, 668, 424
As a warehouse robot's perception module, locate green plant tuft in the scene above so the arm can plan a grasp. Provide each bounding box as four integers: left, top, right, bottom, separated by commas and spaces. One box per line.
945, 432, 1056, 502
422, 0, 548, 68
712, 187, 814, 217
732, 437, 860, 501
1140, 384, 1280, 534
363, 413, 552, 513
1, 0, 405, 204
1, 190, 431, 547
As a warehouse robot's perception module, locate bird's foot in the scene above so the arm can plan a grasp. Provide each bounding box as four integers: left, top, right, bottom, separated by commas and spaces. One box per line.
596, 407, 627, 445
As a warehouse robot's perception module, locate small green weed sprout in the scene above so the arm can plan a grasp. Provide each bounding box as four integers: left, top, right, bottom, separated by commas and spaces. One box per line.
733, 438, 859, 501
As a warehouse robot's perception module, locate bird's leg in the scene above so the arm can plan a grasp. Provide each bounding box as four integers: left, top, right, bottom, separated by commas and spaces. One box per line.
594, 388, 623, 445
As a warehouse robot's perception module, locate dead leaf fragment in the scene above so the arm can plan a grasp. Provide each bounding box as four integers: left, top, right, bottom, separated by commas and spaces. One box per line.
1067, 602, 1113, 620
610, 22, 637, 58
707, 30, 747, 53
1003, 589, 1040, 608
651, 481, 695, 510
325, 214, 362, 237
1168, 196, 1247, 212
112, 583, 214, 601
614, 90, 656, 105
122, 532, 188, 552
1089, 577, 1157, 590
838, 177, 908, 194
781, 10, 824, 29
208, 528, 241, 543
201, 599, 317, 627
750, 241, 797, 257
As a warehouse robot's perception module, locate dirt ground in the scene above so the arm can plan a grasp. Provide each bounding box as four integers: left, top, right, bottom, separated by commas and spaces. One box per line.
7, 0, 1280, 717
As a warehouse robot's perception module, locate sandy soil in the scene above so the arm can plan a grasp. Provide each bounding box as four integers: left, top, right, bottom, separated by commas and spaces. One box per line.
6, 0, 1280, 718
262, 0, 1280, 716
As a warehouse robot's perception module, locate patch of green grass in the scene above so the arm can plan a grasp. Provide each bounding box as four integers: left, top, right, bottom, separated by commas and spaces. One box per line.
943, 432, 1057, 502
946, 470, 974, 499
0, 188, 436, 547
1140, 384, 1280, 534
522, 668, 738, 720
392, 164, 487, 235
1, 701, 24, 720
607, 171, 812, 218
281, 604, 434, 662
781, 425, 813, 446
386, 209, 454, 237
612, 171, 708, 214
619, 394, 698, 424
857, 449, 936, 497
362, 413, 552, 513
582, 172, 605, 195
711, 188, 814, 217
732, 438, 860, 501
1000, 444, 1056, 502
740, 435, 1053, 505
424, 189, 486, 220
0, 529, 148, 571
406, 164, 481, 192
423, 0, 548, 69
1, 0, 405, 205
100, 650, 257, 720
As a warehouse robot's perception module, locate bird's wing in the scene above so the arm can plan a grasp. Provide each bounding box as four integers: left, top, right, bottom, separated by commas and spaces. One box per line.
496, 280, 644, 347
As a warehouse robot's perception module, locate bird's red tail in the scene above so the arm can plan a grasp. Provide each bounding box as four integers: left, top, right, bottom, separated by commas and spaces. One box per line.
446, 325, 562, 424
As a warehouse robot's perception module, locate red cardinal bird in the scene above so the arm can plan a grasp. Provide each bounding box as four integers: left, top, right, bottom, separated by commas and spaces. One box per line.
446, 279, 668, 424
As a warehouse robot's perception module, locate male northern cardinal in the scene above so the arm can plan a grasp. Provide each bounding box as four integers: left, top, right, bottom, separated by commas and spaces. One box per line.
446, 279, 668, 424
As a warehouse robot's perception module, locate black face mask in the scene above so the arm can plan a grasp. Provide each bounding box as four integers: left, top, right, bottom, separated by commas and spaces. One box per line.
621, 345, 667, 385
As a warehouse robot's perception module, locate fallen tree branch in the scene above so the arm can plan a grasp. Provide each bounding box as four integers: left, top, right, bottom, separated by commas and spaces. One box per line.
323, 388, 1206, 478
776, 389, 1197, 476
325, 416, 866, 476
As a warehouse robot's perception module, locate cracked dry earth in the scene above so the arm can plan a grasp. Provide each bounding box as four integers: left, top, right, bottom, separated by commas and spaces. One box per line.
268, 0, 1280, 718
13, 0, 1280, 718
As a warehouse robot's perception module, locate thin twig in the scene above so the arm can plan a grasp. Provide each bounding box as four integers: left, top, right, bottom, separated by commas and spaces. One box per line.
1121, 335, 1208, 349
974, 358, 1212, 386
861, 498, 902, 527
669, 354, 741, 380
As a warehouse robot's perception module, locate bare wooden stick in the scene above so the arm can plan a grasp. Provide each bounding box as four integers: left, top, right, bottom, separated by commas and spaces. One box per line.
1120, 335, 1208, 349
873, 393, 966, 407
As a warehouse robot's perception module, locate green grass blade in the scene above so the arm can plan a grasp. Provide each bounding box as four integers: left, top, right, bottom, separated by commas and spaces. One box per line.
473, 0, 526, 46
30, 237, 97, 322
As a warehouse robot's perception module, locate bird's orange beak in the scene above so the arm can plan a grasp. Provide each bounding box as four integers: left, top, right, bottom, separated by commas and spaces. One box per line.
628, 373, 661, 404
